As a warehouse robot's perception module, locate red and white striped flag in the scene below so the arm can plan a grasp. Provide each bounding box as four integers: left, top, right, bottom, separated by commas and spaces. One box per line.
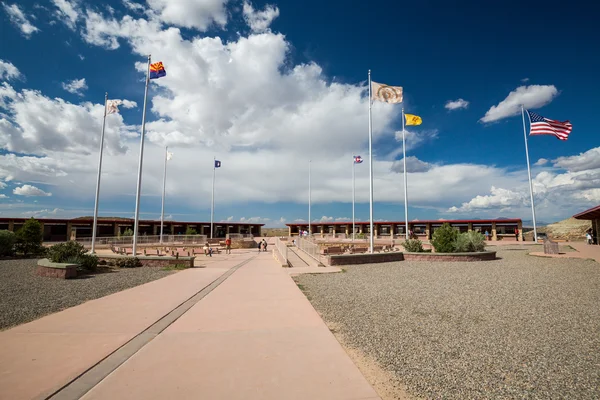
526, 110, 573, 141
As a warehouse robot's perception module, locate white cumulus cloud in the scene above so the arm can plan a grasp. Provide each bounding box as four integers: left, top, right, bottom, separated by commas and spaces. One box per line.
2, 3, 39, 37
0, 60, 22, 81
146, 0, 229, 31
13, 184, 52, 197
553, 147, 600, 172
480, 85, 559, 123
445, 98, 469, 110
448, 186, 527, 213
61, 78, 88, 96
52, 0, 79, 29
390, 156, 432, 173
243, 1, 280, 33
534, 158, 549, 166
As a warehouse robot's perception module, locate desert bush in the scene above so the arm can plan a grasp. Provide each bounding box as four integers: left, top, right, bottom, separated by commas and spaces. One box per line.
402, 239, 424, 252
0, 230, 16, 256
185, 227, 198, 235
455, 231, 486, 252
355, 233, 366, 239
14, 218, 45, 256
122, 228, 134, 237
47, 241, 87, 263
116, 257, 142, 268
47, 241, 97, 272
431, 223, 458, 253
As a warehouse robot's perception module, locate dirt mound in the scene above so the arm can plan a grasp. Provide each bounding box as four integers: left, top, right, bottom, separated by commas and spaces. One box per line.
538, 217, 591, 241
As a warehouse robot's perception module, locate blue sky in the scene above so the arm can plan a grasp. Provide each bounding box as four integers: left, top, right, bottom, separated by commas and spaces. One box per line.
0, 0, 599, 227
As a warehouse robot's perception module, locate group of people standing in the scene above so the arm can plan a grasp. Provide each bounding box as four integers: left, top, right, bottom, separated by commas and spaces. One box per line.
258, 239, 268, 252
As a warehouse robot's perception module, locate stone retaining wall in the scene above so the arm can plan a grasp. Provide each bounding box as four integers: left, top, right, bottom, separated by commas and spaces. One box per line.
36, 259, 77, 279
97, 254, 195, 268
403, 251, 497, 262
328, 252, 405, 265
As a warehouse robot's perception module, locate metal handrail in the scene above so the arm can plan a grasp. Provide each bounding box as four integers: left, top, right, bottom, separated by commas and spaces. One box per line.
274, 237, 288, 265
296, 237, 320, 262
76, 234, 208, 247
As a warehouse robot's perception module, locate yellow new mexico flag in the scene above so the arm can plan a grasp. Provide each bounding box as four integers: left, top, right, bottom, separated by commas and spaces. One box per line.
405, 114, 422, 126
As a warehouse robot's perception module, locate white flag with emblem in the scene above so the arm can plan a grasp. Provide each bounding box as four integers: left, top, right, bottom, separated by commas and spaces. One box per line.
106, 100, 122, 114
371, 81, 403, 104
167, 151, 173, 161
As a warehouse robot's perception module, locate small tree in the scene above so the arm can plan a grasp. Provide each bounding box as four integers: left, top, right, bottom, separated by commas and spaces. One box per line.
122, 228, 134, 237
15, 218, 44, 256
431, 223, 458, 253
0, 230, 16, 256
185, 227, 198, 235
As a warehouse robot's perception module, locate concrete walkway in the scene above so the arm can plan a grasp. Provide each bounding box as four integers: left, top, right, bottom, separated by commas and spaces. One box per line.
529, 241, 600, 263
0, 251, 378, 400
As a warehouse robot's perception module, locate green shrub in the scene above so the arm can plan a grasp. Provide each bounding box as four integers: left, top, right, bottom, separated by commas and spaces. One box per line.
0, 230, 16, 256
402, 239, 424, 252
455, 231, 486, 252
47, 241, 98, 272
47, 241, 87, 263
185, 227, 198, 235
355, 233, 366, 239
116, 257, 142, 268
122, 228, 134, 237
431, 223, 458, 253
14, 218, 44, 256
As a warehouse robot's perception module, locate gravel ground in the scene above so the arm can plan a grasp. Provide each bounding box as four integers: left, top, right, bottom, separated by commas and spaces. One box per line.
0, 259, 174, 330
295, 248, 600, 399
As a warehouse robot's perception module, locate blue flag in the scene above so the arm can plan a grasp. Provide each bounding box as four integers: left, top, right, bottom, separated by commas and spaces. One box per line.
215, 160, 221, 168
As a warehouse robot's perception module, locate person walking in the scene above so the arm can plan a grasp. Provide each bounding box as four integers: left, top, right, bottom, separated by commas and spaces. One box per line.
586, 230, 593, 245
514, 228, 519, 241
225, 237, 232, 254
484, 230, 490, 241
257, 240, 262, 253
262, 239, 268, 252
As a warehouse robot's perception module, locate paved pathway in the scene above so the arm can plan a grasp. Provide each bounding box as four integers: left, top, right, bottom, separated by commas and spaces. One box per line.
529, 241, 600, 263
0, 250, 378, 400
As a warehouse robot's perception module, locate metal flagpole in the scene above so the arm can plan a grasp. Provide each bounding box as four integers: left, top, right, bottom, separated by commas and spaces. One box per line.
368, 70, 374, 253
308, 159, 312, 236
211, 156, 216, 239
402, 108, 409, 240
91, 92, 108, 254
521, 105, 538, 243
160, 146, 168, 244
352, 157, 355, 241
132, 55, 151, 256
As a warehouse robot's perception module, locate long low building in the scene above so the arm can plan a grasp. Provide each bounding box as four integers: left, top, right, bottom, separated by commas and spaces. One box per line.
286, 218, 523, 241
0, 217, 264, 242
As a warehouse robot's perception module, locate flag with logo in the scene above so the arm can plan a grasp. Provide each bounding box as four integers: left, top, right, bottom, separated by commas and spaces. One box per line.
150, 62, 166, 79
405, 114, 422, 126
526, 110, 572, 141
106, 100, 122, 114
167, 151, 173, 161
354, 155, 363, 164
371, 81, 403, 103
214, 160, 221, 168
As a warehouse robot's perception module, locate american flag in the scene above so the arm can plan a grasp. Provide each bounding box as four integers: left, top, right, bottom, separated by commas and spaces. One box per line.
526, 110, 573, 141
354, 155, 363, 164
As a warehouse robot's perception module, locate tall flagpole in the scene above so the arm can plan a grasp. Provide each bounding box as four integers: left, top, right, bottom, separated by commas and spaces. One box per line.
521, 105, 538, 243
368, 70, 374, 253
211, 156, 216, 239
160, 146, 168, 244
91, 92, 108, 254
352, 157, 355, 241
308, 159, 312, 236
402, 108, 409, 240
132, 55, 151, 256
